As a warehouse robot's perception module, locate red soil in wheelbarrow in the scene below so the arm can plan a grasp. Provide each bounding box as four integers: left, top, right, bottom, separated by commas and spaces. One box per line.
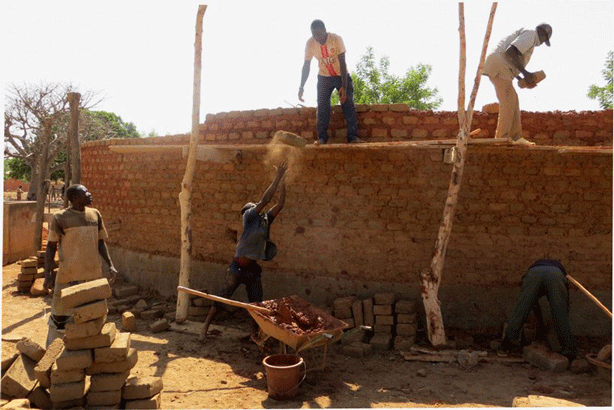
256, 296, 338, 335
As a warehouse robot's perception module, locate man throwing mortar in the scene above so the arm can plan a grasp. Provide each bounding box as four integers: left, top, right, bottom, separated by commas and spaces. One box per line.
201, 163, 288, 340
483, 23, 552, 146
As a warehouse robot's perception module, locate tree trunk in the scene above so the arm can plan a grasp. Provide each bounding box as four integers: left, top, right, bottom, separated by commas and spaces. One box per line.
176, 5, 207, 324
33, 118, 52, 251
67, 92, 81, 185
421, 2, 497, 346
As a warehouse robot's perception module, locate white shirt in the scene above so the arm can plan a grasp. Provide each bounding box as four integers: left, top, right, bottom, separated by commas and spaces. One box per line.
304, 33, 346, 77
483, 28, 541, 80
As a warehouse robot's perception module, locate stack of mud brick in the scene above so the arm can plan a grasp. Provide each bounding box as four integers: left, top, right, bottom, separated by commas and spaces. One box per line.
17, 257, 41, 293
334, 293, 419, 353
186, 293, 212, 322
35, 278, 163, 409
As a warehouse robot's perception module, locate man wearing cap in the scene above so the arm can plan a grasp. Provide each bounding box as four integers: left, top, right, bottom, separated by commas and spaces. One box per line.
483, 23, 552, 146
299, 19, 362, 145
200, 162, 288, 340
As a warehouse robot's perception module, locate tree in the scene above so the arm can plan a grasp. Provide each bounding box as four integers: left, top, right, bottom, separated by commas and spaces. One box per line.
332, 47, 443, 109
587, 51, 613, 109
4, 82, 141, 197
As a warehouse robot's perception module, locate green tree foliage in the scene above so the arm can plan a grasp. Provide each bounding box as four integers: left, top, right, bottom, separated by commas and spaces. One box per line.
81, 110, 141, 141
587, 51, 613, 109
332, 47, 442, 109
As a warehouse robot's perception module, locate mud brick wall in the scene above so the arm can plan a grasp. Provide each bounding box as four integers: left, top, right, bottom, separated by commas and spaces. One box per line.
81, 108, 612, 298
201, 106, 613, 146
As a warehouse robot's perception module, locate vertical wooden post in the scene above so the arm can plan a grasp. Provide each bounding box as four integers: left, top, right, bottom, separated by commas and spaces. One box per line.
67, 92, 81, 185
420, 2, 497, 346
34, 118, 52, 251
176, 4, 207, 324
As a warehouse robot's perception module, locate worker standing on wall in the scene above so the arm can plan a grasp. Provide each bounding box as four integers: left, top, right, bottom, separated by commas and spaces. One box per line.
43, 184, 118, 347
200, 163, 288, 341
298, 19, 362, 145
482, 23, 552, 146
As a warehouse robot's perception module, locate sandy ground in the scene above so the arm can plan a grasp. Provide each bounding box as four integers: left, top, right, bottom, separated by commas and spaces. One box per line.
1, 262, 611, 408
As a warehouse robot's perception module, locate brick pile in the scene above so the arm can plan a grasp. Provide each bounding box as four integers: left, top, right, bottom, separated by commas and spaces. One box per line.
16, 258, 40, 293
334, 294, 420, 354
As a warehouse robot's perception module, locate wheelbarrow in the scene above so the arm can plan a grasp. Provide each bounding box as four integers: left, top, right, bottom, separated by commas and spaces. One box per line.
177, 287, 360, 370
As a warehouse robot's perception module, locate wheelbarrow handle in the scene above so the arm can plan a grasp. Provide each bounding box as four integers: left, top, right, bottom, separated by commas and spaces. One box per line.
177, 286, 272, 314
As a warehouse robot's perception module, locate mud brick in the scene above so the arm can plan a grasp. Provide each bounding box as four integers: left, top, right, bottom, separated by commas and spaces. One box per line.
334, 306, 353, 319
393, 336, 416, 351
512, 395, 585, 407
72, 299, 108, 324
20, 258, 38, 268
17, 273, 35, 281
395, 299, 417, 314
49, 378, 88, 402
59, 278, 112, 310
187, 306, 208, 316
65, 315, 107, 339
149, 318, 170, 333
34, 338, 64, 388
20, 267, 38, 275
2, 398, 31, 409
113, 284, 139, 298
374, 292, 396, 305
16, 337, 45, 362
397, 313, 417, 324
164, 312, 176, 323
333, 296, 355, 311
125, 392, 161, 409
55, 348, 92, 371
370, 334, 392, 351
373, 305, 393, 316
89, 371, 130, 392
86, 348, 138, 374
523, 344, 568, 373
64, 322, 117, 351
362, 298, 374, 326
109, 295, 141, 307
51, 363, 85, 384
94, 332, 131, 363
30, 278, 48, 296
374, 324, 393, 334
140, 309, 164, 320
2, 343, 19, 374
28, 385, 52, 410
135, 299, 148, 309
0, 354, 38, 398
122, 376, 163, 400
122, 312, 137, 331
51, 397, 85, 409
115, 304, 132, 314
396, 323, 418, 337
37, 250, 46, 258
87, 389, 122, 406
343, 317, 355, 328
375, 315, 395, 326
351, 300, 364, 327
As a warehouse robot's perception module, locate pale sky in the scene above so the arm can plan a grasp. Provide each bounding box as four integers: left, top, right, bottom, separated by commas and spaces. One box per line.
2, 0, 613, 136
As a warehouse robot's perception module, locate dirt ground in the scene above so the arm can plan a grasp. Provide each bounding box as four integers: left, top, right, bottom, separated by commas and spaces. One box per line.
1, 262, 611, 408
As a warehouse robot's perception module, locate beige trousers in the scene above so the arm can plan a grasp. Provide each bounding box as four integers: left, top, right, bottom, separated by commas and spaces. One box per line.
489, 76, 522, 141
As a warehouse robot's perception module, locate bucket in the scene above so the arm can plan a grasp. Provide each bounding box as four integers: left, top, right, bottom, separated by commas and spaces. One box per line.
262, 354, 306, 400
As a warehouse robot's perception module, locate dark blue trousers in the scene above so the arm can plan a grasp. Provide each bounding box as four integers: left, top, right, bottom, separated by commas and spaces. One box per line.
213, 259, 263, 309
316, 75, 358, 142
504, 265, 577, 357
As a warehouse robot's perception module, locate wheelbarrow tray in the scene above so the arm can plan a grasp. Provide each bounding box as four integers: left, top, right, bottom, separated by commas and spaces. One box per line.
250, 295, 348, 351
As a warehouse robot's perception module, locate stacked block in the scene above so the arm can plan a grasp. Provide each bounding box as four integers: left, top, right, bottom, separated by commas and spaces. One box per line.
17, 258, 39, 293
123, 376, 164, 409
333, 294, 420, 352
187, 294, 211, 322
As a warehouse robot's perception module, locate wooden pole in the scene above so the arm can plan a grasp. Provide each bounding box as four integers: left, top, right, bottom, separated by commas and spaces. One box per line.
176, 4, 207, 324
67, 92, 81, 185
33, 118, 52, 251
420, 2, 497, 346
567, 275, 612, 318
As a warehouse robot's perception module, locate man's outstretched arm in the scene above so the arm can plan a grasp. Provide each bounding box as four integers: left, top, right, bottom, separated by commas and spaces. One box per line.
268, 175, 286, 218
254, 163, 287, 214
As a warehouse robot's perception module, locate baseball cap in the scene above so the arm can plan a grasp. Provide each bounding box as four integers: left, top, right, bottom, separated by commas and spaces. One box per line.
538, 23, 552, 46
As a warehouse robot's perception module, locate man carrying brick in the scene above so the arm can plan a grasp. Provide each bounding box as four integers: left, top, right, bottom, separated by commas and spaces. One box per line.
200, 163, 287, 341
299, 19, 362, 145
482, 23, 552, 146
43, 184, 118, 346
498, 259, 578, 363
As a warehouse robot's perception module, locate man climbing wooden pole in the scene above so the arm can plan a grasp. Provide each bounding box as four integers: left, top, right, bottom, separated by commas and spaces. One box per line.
176, 4, 207, 324
420, 2, 498, 346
